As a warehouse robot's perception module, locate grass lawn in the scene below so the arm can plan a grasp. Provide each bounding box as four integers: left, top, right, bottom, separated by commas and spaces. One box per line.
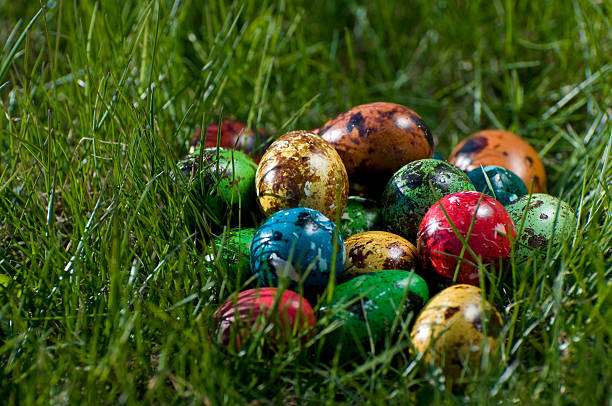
1, 0, 611, 404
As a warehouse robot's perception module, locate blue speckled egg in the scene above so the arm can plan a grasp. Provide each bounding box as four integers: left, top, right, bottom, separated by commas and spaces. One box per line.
250, 207, 345, 295
466, 165, 528, 205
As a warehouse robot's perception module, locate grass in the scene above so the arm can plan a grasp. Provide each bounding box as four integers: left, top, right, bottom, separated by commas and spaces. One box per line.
0, 0, 611, 404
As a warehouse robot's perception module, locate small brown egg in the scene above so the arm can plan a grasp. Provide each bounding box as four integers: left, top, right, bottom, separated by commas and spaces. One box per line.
448, 129, 546, 193
319, 102, 434, 196
410, 285, 503, 382
256, 130, 349, 220
343, 231, 417, 279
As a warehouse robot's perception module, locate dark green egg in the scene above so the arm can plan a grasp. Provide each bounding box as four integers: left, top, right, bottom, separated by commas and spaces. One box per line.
381, 159, 475, 242
206, 228, 256, 288
339, 196, 383, 239
466, 165, 527, 205
325, 270, 429, 349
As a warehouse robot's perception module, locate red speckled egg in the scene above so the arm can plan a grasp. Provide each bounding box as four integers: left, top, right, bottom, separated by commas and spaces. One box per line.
318, 102, 434, 196
448, 130, 547, 193
417, 191, 516, 285
192, 119, 266, 161
214, 287, 315, 349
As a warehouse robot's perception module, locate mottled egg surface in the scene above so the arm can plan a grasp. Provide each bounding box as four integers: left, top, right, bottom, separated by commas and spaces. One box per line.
410, 284, 503, 381
417, 191, 516, 285
319, 102, 434, 196
343, 231, 417, 280
448, 130, 547, 193
505, 194, 576, 261
327, 270, 429, 348
256, 131, 349, 221
206, 228, 256, 289
466, 165, 528, 206
250, 207, 345, 296
382, 159, 475, 242
340, 196, 383, 239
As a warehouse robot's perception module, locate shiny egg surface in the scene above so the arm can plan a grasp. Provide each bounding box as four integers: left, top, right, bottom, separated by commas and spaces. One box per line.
339, 196, 383, 239
192, 119, 265, 159
206, 228, 256, 289
466, 165, 528, 206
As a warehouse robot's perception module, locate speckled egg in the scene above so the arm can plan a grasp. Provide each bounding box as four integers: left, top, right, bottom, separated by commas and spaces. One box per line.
319, 102, 434, 196
448, 130, 547, 193
433, 151, 445, 160
256, 131, 349, 221
466, 165, 528, 206
410, 284, 503, 381
250, 207, 345, 296
192, 119, 266, 160
505, 193, 577, 261
417, 191, 516, 285
339, 196, 383, 239
214, 287, 315, 349
343, 231, 417, 280
206, 228, 256, 289
381, 159, 475, 242
327, 270, 429, 347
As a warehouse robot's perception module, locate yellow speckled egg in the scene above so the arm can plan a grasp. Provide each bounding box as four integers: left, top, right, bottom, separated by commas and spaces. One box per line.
256, 130, 349, 220
410, 285, 503, 381
343, 231, 417, 279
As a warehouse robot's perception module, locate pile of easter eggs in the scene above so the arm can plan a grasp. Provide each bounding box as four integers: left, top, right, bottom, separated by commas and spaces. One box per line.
181, 104, 577, 382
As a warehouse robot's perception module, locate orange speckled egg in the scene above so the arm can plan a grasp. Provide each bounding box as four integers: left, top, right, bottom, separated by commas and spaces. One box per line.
256, 130, 349, 220
319, 102, 434, 196
448, 130, 546, 193
343, 231, 417, 279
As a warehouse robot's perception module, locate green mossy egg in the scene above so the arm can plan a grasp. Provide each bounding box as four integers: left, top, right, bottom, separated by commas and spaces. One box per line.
339, 196, 382, 239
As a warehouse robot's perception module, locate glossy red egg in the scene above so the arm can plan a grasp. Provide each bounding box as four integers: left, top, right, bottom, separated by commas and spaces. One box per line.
192, 119, 265, 161
417, 191, 516, 285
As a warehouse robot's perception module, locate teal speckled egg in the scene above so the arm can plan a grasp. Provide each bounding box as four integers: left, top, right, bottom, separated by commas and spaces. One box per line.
381, 159, 475, 242
206, 228, 256, 289
339, 196, 383, 239
466, 165, 527, 205
506, 194, 577, 261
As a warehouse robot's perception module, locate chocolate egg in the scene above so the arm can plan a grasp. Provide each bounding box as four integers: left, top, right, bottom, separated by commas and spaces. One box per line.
256, 131, 349, 221
382, 159, 475, 242
448, 130, 547, 193
327, 270, 429, 348
505, 194, 577, 261
206, 228, 256, 289
250, 207, 345, 296
410, 284, 503, 381
343, 231, 417, 280
339, 196, 382, 239
466, 165, 528, 206
319, 102, 434, 196
417, 191, 516, 285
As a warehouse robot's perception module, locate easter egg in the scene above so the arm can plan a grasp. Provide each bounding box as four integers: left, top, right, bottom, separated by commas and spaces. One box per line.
256, 131, 349, 221
505, 194, 576, 261
214, 287, 315, 349
417, 191, 516, 285
206, 228, 256, 289
343, 231, 417, 280
381, 159, 475, 242
433, 151, 445, 160
339, 196, 382, 239
192, 119, 266, 160
448, 129, 547, 193
319, 102, 434, 196
326, 270, 429, 348
410, 284, 503, 381
250, 207, 345, 296
466, 165, 528, 206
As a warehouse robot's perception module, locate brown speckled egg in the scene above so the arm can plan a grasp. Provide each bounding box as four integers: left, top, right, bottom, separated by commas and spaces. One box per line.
410, 285, 503, 382
343, 231, 417, 279
448, 130, 546, 193
256, 130, 349, 220
319, 102, 434, 196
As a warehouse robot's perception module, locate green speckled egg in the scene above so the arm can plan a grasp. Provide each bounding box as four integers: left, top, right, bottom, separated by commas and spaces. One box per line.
340, 196, 382, 239
506, 194, 577, 261
206, 228, 256, 288
381, 159, 475, 242
326, 270, 429, 348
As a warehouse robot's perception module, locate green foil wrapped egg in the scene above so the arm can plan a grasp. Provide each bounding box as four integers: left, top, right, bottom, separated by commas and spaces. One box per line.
206, 228, 256, 289
381, 159, 475, 242
339, 196, 383, 239
506, 193, 577, 261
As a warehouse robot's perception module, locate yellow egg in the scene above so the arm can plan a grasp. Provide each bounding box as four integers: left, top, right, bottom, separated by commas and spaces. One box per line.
256, 130, 349, 220
410, 285, 503, 381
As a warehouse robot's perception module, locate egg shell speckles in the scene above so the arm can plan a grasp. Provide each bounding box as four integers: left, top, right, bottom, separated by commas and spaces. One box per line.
319, 102, 434, 196
410, 284, 503, 381
340, 196, 383, 239
466, 165, 528, 206
256, 131, 349, 221
327, 270, 429, 348
417, 191, 516, 285
250, 207, 345, 296
343, 231, 417, 280
448, 130, 547, 193
382, 159, 475, 242
505, 193, 577, 261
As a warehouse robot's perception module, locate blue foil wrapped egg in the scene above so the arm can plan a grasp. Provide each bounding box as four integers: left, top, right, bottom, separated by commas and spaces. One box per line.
250, 207, 345, 296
